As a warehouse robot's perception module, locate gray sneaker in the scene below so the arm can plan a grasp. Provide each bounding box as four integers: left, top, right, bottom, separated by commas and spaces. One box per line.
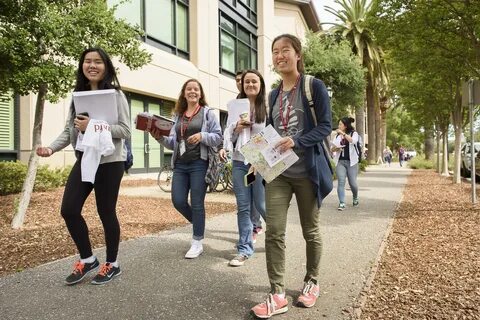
229, 254, 248, 267
65, 258, 99, 285
337, 203, 346, 211
353, 198, 359, 206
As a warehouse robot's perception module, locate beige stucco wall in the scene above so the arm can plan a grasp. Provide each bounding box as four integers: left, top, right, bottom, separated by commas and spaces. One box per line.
23, 0, 314, 168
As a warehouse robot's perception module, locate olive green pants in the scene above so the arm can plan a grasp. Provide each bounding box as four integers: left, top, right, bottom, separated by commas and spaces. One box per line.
265, 175, 322, 294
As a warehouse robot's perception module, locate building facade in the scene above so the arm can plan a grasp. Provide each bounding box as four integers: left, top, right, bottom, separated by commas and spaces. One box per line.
1, 0, 320, 172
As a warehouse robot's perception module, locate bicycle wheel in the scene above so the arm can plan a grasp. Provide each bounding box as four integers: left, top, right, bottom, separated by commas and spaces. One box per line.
214, 168, 228, 192
157, 166, 173, 192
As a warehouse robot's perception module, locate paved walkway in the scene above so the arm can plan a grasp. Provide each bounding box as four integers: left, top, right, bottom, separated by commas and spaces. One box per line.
0, 164, 411, 320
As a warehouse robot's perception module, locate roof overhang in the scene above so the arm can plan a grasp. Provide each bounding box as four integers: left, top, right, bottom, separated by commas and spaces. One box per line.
276, 0, 321, 32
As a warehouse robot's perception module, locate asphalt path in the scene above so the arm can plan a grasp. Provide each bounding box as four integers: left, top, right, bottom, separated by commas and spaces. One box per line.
0, 164, 411, 320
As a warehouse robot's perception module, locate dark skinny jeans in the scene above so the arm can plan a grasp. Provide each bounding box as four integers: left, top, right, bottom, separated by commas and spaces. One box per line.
61, 158, 124, 262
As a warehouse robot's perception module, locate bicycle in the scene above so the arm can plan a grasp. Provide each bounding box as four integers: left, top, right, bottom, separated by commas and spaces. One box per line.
212, 161, 233, 192
157, 161, 233, 193
157, 164, 173, 192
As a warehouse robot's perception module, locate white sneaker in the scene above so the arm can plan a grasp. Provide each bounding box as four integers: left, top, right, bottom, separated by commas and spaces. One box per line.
185, 239, 203, 259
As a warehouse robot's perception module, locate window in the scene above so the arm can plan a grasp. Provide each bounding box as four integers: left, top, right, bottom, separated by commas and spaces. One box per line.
221, 0, 257, 24
0, 92, 18, 161
0, 92, 14, 150
107, 0, 189, 59
219, 2, 258, 76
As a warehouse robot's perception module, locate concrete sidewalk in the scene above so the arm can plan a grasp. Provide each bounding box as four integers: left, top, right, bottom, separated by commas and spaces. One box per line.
0, 165, 411, 320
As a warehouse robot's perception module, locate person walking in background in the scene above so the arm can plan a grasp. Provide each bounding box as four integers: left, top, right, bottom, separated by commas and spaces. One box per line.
149, 79, 222, 259
383, 146, 393, 167
398, 145, 405, 167
220, 69, 267, 267
36, 48, 130, 285
332, 117, 360, 211
251, 34, 333, 318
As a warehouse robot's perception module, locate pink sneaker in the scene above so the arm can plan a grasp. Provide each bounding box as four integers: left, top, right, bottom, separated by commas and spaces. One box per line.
255, 226, 264, 235
251, 293, 288, 318
296, 280, 320, 308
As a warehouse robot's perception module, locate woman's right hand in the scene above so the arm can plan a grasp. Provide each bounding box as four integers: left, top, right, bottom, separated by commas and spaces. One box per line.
219, 148, 228, 162
234, 119, 251, 134
36, 147, 53, 157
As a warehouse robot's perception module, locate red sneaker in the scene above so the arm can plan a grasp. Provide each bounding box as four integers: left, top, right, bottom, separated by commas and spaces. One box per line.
296, 280, 320, 308
251, 293, 288, 319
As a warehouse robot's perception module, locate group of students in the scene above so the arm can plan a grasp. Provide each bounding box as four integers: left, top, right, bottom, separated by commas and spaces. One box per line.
37, 33, 362, 319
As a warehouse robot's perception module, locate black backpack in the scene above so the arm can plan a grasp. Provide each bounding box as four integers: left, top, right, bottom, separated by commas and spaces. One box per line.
350, 132, 363, 161
124, 138, 133, 172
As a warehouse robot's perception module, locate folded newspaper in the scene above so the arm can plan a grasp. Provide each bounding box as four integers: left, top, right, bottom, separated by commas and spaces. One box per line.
135, 112, 174, 136
239, 125, 299, 183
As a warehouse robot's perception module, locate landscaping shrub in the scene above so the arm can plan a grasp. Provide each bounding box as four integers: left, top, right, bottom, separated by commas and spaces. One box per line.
408, 156, 434, 169
0, 161, 72, 195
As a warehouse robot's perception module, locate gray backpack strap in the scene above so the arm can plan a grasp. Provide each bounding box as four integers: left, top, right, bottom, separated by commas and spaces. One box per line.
304, 74, 333, 160
304, 74, 316, 125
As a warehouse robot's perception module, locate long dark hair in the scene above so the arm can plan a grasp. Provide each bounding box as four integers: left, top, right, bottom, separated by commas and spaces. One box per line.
271, 34, 305, 74
74, 47, 120, 91
238, 69, 267, 123
340, 117, 355, 134
174, 79, 208, 115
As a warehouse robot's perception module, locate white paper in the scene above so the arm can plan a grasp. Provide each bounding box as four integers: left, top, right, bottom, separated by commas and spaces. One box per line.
226, 98, 250, 125
73, 89, 118, 124
227, 98, 251, 145
239, 125, 299, 183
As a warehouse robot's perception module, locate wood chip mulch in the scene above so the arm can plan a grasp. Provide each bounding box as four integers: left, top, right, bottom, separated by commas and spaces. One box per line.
0, 179, 236, 276
361, 170, 480, 319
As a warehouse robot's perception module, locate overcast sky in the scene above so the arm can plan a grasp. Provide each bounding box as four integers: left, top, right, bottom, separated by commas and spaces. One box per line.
312, 0, 342, 28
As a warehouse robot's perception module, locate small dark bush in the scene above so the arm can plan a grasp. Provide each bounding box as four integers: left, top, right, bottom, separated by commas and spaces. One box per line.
0, 161, 72, 195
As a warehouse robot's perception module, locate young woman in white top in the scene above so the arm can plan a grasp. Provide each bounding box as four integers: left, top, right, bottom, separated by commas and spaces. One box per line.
332, 117, 360, 210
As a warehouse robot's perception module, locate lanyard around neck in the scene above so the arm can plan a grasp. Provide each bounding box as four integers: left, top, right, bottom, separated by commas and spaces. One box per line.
278, 74, 301, 132
181, 104, 201, 138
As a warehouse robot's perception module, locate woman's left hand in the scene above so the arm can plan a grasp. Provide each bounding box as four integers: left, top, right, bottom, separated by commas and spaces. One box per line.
74, 115, 90, 132
187, 133, 202, 145
275, 137, 294, 153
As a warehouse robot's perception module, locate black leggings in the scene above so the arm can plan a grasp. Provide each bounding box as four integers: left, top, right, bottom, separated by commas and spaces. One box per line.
61, 159, 124, 262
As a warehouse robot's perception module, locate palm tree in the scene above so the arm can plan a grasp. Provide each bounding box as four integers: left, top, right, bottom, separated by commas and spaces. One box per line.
325, 0, 387, 163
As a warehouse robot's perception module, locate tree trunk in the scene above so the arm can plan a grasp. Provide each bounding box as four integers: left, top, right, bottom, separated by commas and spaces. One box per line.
442, 129, 450, 176
11, 84, 47, 229
436, 128, 441, 174
379, 96, 388, 158
355, 105, 365, 144
366, 75, 376, 163
424, 126, 435, 160
451, 81, 465, 184
375, 95, 382, 161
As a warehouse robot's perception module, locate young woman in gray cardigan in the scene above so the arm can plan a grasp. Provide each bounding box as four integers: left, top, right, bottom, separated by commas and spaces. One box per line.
37, 48, 130, 285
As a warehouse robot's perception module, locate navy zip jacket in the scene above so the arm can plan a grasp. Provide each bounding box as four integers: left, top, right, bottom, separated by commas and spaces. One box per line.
268, 74, 333, 207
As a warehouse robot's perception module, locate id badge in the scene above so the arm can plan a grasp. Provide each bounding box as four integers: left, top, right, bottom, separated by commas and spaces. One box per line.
179, 139, 186, 156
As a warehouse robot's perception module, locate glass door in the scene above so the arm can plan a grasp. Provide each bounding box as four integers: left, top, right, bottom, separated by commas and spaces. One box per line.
129, 95, 174, 173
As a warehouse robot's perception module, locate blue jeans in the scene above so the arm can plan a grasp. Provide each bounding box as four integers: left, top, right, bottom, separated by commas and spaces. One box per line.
171, 159, 208, 240
336, 160, 359, 203
251, 206, 262, 230
232, 160, 266, 257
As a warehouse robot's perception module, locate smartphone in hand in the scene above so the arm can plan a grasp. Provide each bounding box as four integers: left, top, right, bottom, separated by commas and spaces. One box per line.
76, 112, 89, 119
76, 112, 89, 133
244, 171, 256, 186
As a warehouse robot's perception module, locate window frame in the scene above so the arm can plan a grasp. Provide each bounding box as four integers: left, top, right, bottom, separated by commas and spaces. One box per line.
109, 0, 190, 59
219, 1, 258, 77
